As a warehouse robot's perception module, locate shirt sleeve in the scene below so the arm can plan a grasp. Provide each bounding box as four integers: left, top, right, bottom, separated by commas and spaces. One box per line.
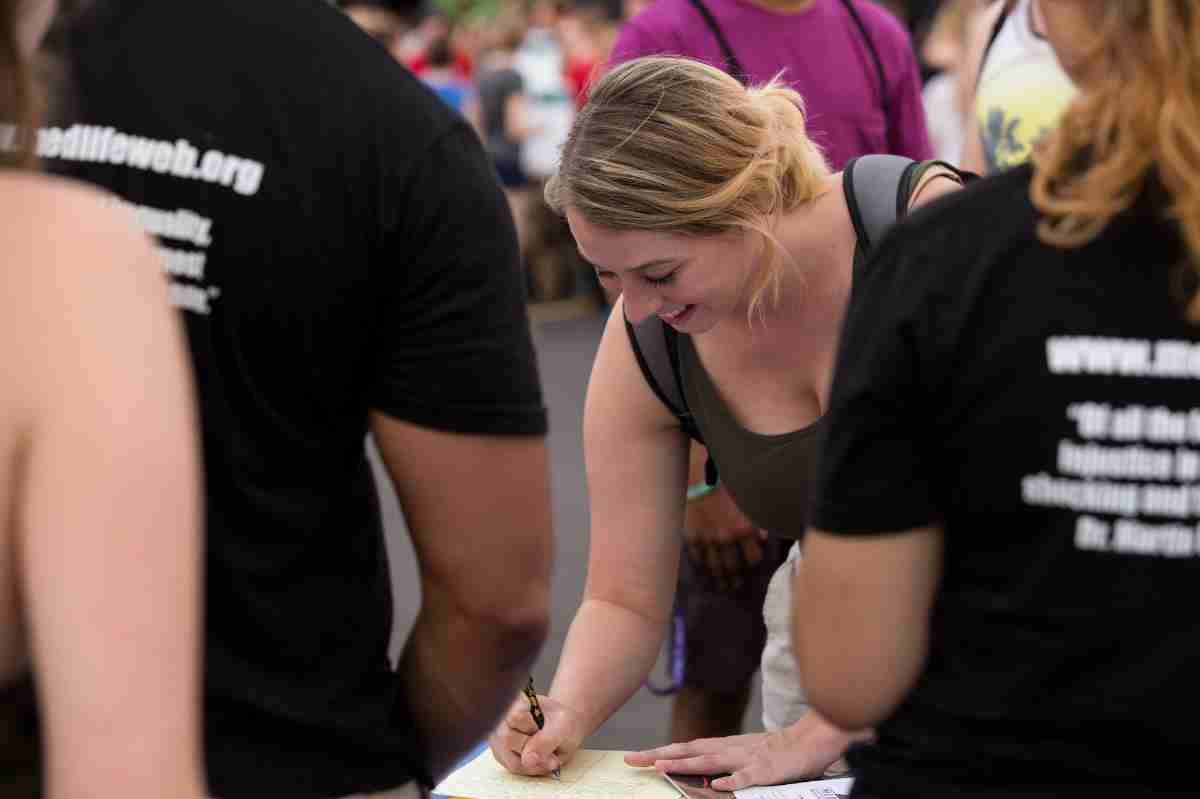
368, 122, 548, 436
810, 221, 940, 535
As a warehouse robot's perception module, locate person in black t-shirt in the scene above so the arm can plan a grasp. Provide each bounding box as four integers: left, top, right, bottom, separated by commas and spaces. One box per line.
44, 2, 554, 797
796, 2, 1200, 797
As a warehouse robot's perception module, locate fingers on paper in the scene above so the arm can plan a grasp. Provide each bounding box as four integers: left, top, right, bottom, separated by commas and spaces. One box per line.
710, 768, 753, 792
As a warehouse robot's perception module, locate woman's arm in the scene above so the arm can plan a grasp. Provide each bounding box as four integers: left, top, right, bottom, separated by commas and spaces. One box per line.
9, 179, 205, 799
792, 526, 943, 731
491, 297, 689, 774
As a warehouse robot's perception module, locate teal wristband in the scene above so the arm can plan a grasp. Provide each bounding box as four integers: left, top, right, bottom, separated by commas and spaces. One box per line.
686, 478, 718, 502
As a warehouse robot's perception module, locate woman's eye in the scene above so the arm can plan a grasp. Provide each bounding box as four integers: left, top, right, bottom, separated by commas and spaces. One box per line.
645, 270, 676, 286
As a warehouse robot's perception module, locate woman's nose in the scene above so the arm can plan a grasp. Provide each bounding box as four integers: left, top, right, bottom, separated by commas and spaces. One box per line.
621, 280, 662, 324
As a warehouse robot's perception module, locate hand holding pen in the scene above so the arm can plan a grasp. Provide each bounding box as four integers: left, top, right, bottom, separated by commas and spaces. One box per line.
488, 677, 586, 778
524, 676, 562, 780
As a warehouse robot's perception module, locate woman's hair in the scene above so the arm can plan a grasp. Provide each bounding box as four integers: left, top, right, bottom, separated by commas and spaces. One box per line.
545, 56, 830, 321
1031, 0, 1200, 319
0, 0, 39, 166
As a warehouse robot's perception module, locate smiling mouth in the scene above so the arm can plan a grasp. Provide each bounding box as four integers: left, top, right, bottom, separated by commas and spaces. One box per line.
658, 305, 695, 324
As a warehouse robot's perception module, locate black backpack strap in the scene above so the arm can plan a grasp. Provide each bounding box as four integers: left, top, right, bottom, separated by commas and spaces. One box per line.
843, 154, 914, 254
837, 0, 889, 118
845, 155, 976, 256
684, 0, 747, 84
624, 314, 706, 444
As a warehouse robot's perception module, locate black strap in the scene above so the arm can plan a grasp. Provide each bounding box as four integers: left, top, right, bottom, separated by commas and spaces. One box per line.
683, 0, 746, 83
836, 0, 889, 119
844, 155, 974, 256
843, 154, 913, 255
686, 0, 888, 116
624, 314, 706, 445
976, 0, 1016, 91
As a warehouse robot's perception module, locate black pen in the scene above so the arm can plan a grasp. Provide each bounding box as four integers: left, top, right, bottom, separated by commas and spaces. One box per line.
523, 675, 562, 780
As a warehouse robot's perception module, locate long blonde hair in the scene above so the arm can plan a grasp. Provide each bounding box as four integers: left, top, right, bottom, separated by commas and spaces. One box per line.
545, 56, 830, 321
1031, 0, 1200, 319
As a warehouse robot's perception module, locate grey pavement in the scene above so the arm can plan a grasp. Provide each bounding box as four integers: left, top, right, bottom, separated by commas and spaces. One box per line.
373, 310, 763, 753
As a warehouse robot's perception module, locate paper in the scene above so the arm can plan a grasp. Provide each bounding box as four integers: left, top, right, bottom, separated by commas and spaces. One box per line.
434, 748, 682, 799
733, 777, 853, 799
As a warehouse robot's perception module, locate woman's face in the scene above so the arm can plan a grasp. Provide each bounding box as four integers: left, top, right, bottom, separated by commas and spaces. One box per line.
567, 207, 758, 335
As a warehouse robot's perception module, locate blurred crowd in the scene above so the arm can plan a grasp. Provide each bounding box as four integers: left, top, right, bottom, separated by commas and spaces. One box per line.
338, 0, 1033, 304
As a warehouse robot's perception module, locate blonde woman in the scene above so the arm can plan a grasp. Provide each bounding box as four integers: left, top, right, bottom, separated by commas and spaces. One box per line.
0, 1, 205, 797
796, 1, 1200, 796
489, 56, 963, 791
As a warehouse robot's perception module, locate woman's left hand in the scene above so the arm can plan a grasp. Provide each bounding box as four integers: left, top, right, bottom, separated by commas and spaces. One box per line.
624, 711, 872, 791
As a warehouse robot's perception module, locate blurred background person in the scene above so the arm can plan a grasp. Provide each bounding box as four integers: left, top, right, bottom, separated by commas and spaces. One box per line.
421, 33, 483, 131
46, 1, 555, 797
797, 1, 1200, 797
919, 0, 985, 164
959, 0, 1076, 174
477, 14, 540, 272
605, 0, 935, 751
0, 1, 205, 797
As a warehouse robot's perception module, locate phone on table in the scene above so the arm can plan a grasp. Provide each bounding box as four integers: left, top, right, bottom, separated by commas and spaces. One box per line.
661, 772, 735, 798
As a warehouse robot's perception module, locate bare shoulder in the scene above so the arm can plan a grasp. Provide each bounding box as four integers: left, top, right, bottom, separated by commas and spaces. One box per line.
585, 295, 678, 437
0, 172, 177, 410
0, 172, 149, 258
0, 172, 164, 304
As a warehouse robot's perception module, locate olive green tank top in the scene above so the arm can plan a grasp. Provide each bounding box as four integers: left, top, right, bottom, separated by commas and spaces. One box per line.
626, 157, 964, 539
678, 334, 823, 539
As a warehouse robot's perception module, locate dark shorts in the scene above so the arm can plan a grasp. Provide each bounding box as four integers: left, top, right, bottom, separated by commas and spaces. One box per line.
677, 536, 791, 693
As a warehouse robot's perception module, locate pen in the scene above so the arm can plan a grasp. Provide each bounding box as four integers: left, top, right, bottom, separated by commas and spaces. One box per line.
523, 675, 562, 780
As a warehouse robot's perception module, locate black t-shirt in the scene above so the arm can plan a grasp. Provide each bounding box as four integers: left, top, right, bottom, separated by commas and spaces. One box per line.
813, 164, 1200, 798
45, 2, 546, 796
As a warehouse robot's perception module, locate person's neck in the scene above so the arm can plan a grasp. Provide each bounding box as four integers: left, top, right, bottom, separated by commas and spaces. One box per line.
743, 0, 816, 14
762, 177, 854, 334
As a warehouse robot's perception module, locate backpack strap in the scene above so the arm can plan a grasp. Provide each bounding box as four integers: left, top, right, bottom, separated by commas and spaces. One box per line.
842, 153, 915, 254
684, 0, 747, 84
624, 314, 706, 445
844, 155, 974, 255
836, 0, 889, 118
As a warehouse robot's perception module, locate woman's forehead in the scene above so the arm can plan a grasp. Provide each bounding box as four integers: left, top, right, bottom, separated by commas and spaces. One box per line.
567, 210, 674, 262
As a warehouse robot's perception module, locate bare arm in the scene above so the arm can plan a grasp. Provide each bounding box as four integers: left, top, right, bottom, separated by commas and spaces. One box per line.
372, 412, 553, 783
11, 179, 204, 799
490, 298, 688, 775
792, 526, 943, 731
550, 298, 688, 734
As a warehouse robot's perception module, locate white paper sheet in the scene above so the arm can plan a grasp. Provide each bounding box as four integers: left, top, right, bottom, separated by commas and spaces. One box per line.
434, 748, 681, 799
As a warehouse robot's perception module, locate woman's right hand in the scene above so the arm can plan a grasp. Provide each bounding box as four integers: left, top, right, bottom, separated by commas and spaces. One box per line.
489, 691, 587, 776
